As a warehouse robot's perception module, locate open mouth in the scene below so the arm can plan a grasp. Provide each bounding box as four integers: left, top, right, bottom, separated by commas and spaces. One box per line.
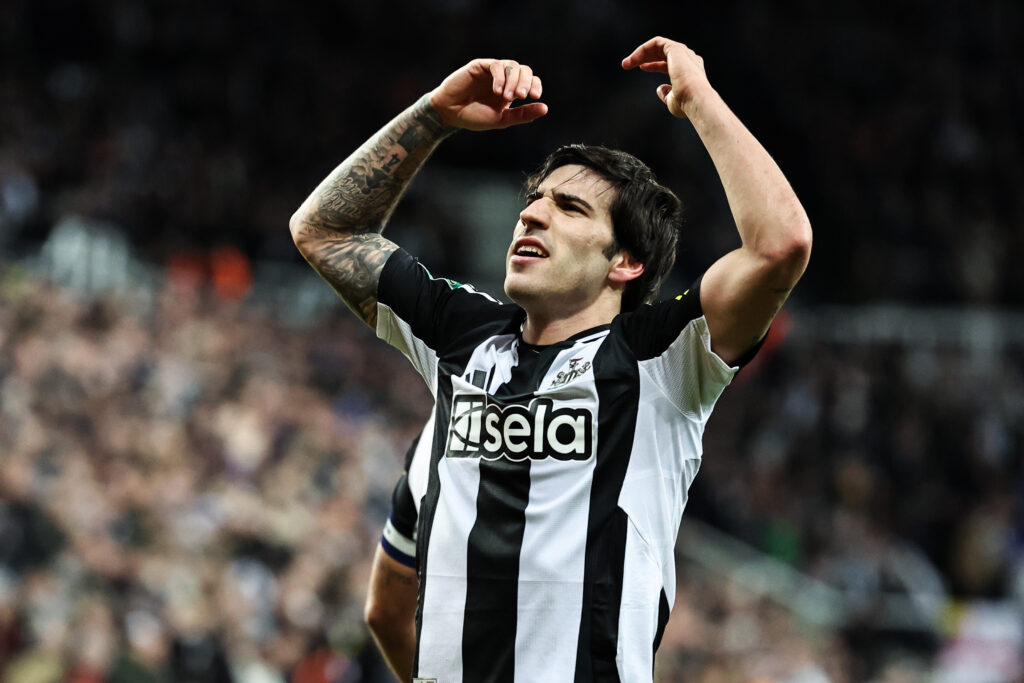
514, 245, 548, 258
512, 239, 549, 260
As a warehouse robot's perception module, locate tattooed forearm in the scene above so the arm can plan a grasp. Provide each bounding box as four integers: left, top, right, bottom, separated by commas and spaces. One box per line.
295, 95, 452, 237
302, 233, 400, 328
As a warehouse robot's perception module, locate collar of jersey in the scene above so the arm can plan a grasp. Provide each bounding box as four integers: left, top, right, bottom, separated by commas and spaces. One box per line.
516, 323, 612, 353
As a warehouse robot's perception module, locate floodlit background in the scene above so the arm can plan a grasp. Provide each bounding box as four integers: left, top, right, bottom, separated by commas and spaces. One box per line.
1, 1, 1022, 681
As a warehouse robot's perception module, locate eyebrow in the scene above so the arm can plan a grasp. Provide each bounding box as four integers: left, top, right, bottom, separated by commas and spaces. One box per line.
528, 188, 595, 214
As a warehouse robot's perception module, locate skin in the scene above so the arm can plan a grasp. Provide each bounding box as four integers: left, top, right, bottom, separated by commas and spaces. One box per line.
364, 547, 418, 682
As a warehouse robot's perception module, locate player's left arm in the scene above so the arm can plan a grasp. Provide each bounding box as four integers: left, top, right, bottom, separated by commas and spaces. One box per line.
365, 546, 418, 682
623, 37, 812, 366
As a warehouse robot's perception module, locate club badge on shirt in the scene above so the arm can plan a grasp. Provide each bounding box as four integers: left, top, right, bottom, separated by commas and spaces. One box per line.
548, 357, 591, 389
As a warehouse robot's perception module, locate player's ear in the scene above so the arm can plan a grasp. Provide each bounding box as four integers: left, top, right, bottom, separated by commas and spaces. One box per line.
608, 250, 644, 284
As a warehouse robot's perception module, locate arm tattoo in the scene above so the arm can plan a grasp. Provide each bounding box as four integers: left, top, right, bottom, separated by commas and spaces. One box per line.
300, 95, 451, 235
303, 234, 399, 328
381, 561, 418, 588
293, 95, 452, 326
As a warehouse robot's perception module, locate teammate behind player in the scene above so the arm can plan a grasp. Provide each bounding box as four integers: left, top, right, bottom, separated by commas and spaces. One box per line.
294, 36, 810, 682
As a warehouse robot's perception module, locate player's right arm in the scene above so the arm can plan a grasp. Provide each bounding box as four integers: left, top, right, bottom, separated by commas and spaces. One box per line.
290, 59, 546, 329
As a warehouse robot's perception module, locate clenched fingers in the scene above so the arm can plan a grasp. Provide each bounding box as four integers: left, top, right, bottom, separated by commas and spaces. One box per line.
489, 59, 516, 96
488, 60, 540, 101
528, 75, 542, 100
505, 64, 534, 100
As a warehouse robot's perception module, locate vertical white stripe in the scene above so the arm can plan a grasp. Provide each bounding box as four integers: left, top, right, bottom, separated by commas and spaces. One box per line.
407, 414, 435, 515
619, 332, 723, 609
417, 456, 480, 681
616, 520, 662, 682
513, 343, 602, 683
612, 334, 718, 682
513, 456, 594, 682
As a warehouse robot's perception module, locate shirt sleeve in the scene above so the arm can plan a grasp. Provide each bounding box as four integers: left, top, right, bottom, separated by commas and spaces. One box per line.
381, 471, 418, 569
617, 278, 765, 420
375, 249, 511, 396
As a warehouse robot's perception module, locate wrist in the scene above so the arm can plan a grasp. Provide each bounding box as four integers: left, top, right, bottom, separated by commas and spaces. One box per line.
422, 92, 461, 136
678, 84, 721, 120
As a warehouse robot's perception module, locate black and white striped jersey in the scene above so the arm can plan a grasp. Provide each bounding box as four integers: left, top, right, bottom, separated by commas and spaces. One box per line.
376, 248, 748, 683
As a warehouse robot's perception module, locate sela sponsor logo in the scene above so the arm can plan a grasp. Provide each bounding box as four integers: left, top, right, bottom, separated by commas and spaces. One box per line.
548, 357, 592, 389
446, 396, 593, 461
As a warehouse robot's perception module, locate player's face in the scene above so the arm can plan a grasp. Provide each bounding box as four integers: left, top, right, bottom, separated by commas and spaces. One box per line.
504, 165, 619, 315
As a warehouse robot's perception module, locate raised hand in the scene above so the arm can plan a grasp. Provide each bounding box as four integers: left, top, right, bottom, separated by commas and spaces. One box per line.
622, 37, 713, 119
428, 59, 547, 131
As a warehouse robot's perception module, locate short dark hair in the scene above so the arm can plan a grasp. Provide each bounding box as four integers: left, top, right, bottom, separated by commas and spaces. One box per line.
524, 144, 682, 312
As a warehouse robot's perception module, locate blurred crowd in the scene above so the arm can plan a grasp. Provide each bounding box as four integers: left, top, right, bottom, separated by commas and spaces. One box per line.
701, 333, 1024, 601
2, 263, 1022, 682
0, 272, 433, 682
689, 325, 1024, 680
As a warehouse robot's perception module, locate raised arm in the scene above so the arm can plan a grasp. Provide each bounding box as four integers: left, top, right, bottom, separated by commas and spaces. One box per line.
290, 59, 547, 328
623, 37, 812, 365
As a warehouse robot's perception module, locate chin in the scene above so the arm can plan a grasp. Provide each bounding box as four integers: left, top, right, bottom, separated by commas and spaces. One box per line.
504, 276, 541, 308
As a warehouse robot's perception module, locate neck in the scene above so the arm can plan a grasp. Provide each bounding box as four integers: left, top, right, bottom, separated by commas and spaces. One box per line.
521, 300, 620, 345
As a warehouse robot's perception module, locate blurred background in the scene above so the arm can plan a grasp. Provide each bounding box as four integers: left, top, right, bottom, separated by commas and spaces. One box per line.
1, 0, 1022, 681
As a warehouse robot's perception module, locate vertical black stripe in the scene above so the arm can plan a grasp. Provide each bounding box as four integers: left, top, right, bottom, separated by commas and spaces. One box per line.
462, 458, 531, 682
462, 344, 559, 683
578, 508, 628, 682
575, 334, 640, 683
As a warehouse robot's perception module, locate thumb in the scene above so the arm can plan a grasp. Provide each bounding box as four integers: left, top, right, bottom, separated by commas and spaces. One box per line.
500, 102, 549, 128
656, 84, 685, 118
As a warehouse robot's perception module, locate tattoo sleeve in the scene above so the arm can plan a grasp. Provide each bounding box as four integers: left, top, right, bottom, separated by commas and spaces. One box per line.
381, 560, 418, 588
291, 95, 454, 327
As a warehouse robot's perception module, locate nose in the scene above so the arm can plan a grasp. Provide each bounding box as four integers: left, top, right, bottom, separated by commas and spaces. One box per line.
519, 197, 549, 230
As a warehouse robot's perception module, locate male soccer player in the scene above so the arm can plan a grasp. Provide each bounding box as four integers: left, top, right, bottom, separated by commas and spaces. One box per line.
292, 36, 811, 682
